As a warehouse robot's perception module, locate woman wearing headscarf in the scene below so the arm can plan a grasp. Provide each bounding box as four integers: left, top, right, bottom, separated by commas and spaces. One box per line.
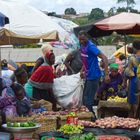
28, 49, 57, 111
97, 63, 123, 100
31, 43, 53, 74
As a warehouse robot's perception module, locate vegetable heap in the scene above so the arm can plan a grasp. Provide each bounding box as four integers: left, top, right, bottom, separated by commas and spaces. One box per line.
58, 124, 84, 134
7, 121, 36, 127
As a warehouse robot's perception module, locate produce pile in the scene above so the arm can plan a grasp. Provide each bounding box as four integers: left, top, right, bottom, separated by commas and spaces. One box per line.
95, 116, 140, 129
78, 120, 96, 127
6, 121, 36, 127
78, 116, 140, 129
98, 135, 130, 140
69, 132, 96, 140
58, 124, 84, 134
107, 96, 127, 103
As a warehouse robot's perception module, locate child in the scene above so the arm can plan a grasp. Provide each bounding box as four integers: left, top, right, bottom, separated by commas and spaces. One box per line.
12, 83, 31, 116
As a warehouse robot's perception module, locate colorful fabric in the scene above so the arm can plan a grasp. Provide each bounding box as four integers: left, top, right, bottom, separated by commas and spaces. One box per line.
80, 40, 101, 80
97, 73, 123, 99
16, 97, 31, 116
29, 65, 54, 90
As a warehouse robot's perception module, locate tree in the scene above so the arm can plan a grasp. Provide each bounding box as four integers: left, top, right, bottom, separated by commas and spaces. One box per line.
117, 7, 128, 13
107, 7, 117, 17
64, 8, 76, 15
117, 0, 135, 10
88, 8, 104, 21
48, 12, 56, 16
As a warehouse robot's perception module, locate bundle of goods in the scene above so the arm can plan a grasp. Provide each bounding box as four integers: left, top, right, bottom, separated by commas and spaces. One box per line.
98, 135, 130, 140
31, 99, 52, 111
107, 96, 127, 103
95, 116, 140, 129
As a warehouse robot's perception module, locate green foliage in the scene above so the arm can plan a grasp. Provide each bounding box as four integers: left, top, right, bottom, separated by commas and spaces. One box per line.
72, 16, 89, 25
117, 0, 135, 10
65, 8, 76, 15
14, 44, 41, 48
107, 7, 117, 17
117, 7, 128, 13
88, 8, 104, 21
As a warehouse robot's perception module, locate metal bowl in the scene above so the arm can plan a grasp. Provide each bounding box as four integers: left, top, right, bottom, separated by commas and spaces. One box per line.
2, 123, 41, 133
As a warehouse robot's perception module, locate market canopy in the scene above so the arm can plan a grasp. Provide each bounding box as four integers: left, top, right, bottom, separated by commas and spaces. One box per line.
0, 28, 59, 45
74, 12, 140, 38
0, 0, 68, 44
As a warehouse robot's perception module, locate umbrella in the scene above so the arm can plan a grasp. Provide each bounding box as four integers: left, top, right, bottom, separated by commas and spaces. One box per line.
112, 46, 130, 58
0, 12, 9, 27
74, 12, 140, 38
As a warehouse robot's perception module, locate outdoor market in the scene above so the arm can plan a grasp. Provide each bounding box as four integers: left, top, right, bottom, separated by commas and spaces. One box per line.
0, 0, 140, 140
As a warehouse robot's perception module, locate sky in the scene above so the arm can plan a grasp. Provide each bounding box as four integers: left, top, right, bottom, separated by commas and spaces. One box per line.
10, 0, 140, 14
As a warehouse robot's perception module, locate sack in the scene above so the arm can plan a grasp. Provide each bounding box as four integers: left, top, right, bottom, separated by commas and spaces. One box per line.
53, 73, 84, 109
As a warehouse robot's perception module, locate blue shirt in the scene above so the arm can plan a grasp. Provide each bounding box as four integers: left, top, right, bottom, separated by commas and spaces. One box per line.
80, 40, 101, 80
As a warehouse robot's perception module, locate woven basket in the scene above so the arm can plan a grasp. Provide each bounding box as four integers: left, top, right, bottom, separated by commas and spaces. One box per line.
32, 116, 57, 138
77, 112, 93, 121
57, 112, 93, 128
6, 116, 33, 123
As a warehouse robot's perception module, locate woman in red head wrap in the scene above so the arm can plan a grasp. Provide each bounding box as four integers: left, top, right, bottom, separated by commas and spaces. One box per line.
29, 52, 57, 111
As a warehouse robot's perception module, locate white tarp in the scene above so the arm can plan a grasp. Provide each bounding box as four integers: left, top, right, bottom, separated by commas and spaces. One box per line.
51, 17, 79, 49
0, 0, 67, 41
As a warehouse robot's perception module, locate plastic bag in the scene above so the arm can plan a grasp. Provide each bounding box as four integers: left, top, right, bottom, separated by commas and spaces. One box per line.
53, 73, 84, 109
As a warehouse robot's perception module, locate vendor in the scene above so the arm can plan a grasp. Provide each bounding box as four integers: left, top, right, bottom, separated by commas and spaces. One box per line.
31, 43, 53, 74
97, 63, 123, 100
12, 83, 31, 117
0, 78, 17, 123
28, 50, 57, 111
14, 67, 28, 86
64, 49, 82, 75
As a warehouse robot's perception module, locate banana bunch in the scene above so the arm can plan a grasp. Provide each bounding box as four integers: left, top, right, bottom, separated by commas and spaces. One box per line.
107, 96, 127, 103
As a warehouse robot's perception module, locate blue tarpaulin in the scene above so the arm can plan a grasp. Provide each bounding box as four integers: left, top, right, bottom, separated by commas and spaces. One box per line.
0, 12, 9, 27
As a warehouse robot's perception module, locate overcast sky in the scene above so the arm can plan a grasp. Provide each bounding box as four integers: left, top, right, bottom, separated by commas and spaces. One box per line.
15, 0, 140, 14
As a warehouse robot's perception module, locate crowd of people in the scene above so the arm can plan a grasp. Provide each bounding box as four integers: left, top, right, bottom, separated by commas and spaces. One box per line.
0, 30, 140, 123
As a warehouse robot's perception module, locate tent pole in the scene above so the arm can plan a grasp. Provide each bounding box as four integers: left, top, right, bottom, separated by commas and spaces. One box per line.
124, 35, 127, 66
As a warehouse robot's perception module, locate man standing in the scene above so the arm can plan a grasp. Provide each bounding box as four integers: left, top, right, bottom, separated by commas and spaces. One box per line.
64, 49, 82, 75
78, 30, 109, 113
